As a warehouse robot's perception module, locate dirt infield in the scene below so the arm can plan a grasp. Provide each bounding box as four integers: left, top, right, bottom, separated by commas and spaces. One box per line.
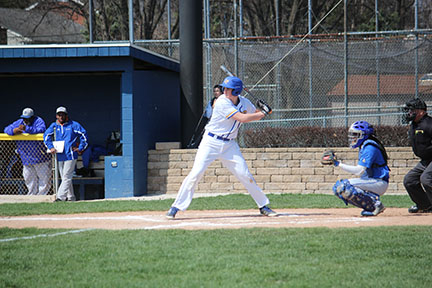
0, 208, 431, 230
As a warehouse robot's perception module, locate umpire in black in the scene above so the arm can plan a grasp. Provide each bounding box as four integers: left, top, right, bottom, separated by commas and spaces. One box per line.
402, 98, 432, 213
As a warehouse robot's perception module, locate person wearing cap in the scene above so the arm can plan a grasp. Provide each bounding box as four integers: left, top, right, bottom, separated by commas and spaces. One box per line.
402, 98, 432, 213
4, 108, 52, 195
166, 76, 277, 219
44, 106, 88, 202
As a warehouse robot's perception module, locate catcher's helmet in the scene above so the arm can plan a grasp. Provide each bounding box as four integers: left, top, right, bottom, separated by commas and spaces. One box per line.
348, 120, 374, 149
220, 76, 243, 96
402, 98, 427, 123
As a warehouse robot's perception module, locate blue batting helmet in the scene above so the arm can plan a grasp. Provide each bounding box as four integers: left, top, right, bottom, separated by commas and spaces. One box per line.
220, 76, 243, 96
348, 120, 374, 148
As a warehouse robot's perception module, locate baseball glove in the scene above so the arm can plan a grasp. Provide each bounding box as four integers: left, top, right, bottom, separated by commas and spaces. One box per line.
321, 150, 337, 165
256, 99, 272, 115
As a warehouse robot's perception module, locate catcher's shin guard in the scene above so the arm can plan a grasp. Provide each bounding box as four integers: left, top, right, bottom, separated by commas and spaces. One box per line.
333, 179, 349, 205
333, 179, 379, 211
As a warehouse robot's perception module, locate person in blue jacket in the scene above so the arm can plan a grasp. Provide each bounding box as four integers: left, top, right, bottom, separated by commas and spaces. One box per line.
329, 121, 390, 216
4, 108, 52, 195
44, 106, 88, 202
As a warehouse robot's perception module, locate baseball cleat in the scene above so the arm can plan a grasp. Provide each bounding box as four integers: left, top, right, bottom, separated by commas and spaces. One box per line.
408, 205, 419, 213
361, 202, 385, 216
408, 205, 432, 213
259, 206, 277, 217
166, 207, 179, 219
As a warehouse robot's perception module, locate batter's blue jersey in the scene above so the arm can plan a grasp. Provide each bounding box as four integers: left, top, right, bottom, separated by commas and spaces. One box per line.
358, 139, 389, 181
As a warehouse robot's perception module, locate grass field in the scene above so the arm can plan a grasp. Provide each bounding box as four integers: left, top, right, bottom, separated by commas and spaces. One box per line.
1, 194, 431, 287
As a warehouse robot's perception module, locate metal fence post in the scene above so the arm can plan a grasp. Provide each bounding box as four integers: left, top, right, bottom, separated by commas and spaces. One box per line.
54, 132, 58, 198
344, 0, 349, 127
308, 0, 313, 125
129, 0, 134, 43
415, 0, 419, 99
375, 0, 381, 125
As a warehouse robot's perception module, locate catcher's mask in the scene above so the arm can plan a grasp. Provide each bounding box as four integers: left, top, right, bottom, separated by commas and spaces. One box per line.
348, 120, 374, 149
402, 98, 427, 124
220, 76, 243, 96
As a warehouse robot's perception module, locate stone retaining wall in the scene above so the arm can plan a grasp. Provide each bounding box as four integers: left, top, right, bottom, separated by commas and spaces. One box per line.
147, 143, 416, 195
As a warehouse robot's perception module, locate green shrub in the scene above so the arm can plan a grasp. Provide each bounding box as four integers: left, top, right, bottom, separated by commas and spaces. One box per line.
243, 125, 410, 148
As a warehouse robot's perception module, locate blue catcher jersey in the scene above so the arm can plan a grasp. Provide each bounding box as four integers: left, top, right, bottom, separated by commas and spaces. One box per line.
358, 139, 390, 181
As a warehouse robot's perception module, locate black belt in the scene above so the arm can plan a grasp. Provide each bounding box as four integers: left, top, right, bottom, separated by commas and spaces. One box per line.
208, 132, 231, 142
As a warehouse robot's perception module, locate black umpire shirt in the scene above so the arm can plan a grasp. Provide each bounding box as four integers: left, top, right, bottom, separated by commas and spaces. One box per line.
409, 114, 432, 162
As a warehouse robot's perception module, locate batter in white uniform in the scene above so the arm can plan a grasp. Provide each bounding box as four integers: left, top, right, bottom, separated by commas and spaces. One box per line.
166, 76, 277, 219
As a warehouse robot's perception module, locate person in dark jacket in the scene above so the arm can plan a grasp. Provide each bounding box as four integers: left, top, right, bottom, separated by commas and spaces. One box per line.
4, 108, 52, 195
204, 84, 223, 119
187, 84, 223, 148
402, 98, 432, 213
44, 106, 88, 202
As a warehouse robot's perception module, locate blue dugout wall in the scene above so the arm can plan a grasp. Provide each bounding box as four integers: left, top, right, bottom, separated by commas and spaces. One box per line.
105, 69, 180, 198
0, 44, 180, 198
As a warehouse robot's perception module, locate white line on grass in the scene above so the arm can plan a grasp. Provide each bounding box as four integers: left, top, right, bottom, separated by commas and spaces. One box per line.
0, 215, 164, 222
142, 221, 281, 230
0, 229, 94, 243
141, 217, 372, 230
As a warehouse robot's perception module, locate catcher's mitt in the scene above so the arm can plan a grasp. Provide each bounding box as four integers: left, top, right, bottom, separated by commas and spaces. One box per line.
321, 150, 337, 165
256, 99, 272, 115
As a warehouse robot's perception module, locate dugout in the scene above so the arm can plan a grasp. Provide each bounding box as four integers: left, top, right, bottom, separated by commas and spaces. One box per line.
0, 43, 180, 198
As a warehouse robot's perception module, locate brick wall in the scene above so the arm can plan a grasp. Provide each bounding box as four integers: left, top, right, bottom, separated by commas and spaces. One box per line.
147, 143, 416, 195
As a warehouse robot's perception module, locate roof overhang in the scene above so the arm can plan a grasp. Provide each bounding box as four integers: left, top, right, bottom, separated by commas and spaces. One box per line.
0, 43, 179, 72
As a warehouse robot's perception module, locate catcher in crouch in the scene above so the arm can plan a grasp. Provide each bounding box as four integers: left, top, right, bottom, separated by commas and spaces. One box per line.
322, 121, 390, 216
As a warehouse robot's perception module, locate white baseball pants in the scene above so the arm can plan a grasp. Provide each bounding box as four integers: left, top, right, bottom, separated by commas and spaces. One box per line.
23, 161, 52, 195
172, 134, 270, 211
57, 159, 77, 201
348, 177, 388, 196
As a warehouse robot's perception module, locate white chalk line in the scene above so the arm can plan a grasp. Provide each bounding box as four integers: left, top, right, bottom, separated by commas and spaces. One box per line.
142, 221, 277, 230
0, 228, 94, 243
0, 215, 164, 222
140, 217, 372, 230
0, 213, 374, 231
141, 215, 372, 230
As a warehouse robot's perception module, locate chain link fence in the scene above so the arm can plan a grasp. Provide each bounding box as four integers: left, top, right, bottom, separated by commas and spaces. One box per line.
136, 32, 432, 144
0, 134, 54, 195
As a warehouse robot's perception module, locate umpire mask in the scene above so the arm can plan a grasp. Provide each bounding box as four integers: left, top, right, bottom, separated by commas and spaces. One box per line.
402, 98, 427, 124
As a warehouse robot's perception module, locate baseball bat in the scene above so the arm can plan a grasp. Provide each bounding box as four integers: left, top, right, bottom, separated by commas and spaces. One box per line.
220, 65, 234, 77
220, 65, 259, 102
186, 109, 208, 148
